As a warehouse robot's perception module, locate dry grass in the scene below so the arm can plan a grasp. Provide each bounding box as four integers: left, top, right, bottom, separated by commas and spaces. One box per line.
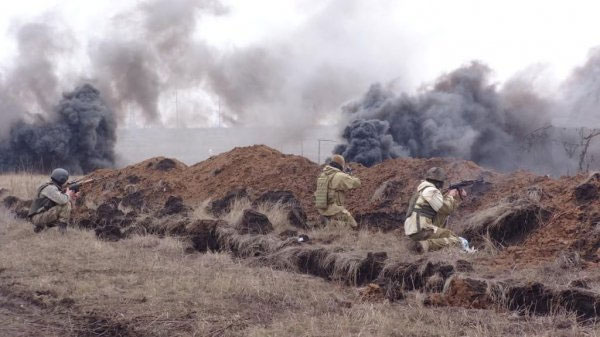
308, 226, 410, 259
3, 174, 600, 336
218, 197, 253, 225
510, 252, 596, 289
255, 201, 294, 232
216, 226, 292, 257
0, 211, 355, 336
192, 199, 215, 220
2, 212, 598, 336
248, 296, 596, 337
0, 173, 48, 199
479, 232, 505, 256
215, 197, 297, 233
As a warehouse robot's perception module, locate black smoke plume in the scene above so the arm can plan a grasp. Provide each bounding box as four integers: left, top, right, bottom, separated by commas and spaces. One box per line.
335, 62, 581, 172
2, 0, 412, 158
0, 84, 117, 173
334, 119, 404, 167
336, 57, 600, 173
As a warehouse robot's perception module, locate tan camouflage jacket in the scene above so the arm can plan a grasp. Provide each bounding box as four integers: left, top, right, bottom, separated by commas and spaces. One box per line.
317, 165, 361, 217
404, 180, 458, 236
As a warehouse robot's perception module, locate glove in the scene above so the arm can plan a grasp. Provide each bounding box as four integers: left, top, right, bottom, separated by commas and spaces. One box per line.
344, 167, 353, 175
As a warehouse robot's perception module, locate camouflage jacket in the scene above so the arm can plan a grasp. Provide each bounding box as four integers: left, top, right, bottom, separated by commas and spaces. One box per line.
316, 165, 361, 217
404, 180, 459, 236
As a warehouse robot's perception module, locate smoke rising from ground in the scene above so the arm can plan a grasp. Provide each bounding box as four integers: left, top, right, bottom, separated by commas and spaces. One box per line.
0, 20, 74, 138
561, 48, 600, 126
0, 84, 116, 173
90, 0, 225, 122
0, 0, 411, 172
335, 58, 600, 173
87, 0, 404, 134
0, 20, 117, 173
2, 0, 600, 174
335, 119, 404, 166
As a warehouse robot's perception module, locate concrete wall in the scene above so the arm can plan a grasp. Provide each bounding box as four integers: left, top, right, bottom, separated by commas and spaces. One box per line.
115, 126, 340, 167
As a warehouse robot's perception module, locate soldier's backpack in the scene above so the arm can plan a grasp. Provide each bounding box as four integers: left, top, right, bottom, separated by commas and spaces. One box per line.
27, 182, 57, 218
314, 172, 336, 209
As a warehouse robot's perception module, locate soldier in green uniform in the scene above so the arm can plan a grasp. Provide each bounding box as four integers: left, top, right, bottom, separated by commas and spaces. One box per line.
314, 155, 361, 229
28, 168, 78, 234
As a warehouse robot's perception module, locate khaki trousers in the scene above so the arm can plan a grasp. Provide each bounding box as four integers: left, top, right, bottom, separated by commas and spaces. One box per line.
31, 202, 72, 229
408, 227, 461, 251
323, 209, 358, 229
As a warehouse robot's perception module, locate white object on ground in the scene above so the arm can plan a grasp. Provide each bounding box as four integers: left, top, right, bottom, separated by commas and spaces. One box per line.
459, 237, 477, 253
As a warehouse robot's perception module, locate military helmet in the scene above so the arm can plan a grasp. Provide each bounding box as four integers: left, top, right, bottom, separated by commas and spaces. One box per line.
51, 168, 69, 186
331, 154, 345, 167
425, 167, 446, 183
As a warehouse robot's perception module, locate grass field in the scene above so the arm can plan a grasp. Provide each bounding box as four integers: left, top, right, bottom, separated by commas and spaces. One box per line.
0, 174, 599, 336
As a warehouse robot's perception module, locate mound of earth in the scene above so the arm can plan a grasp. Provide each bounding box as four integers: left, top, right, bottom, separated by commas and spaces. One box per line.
6, 144, 600, 320
74, 146, 320, 225
22, 144, 593, 268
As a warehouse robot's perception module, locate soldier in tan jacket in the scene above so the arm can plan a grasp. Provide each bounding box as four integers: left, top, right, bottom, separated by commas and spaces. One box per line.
404, 167, 466, 253
28, 168, 78, 234
314, 155, 361, 229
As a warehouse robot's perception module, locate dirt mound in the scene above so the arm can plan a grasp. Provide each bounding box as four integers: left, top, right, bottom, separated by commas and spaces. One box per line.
237, 209, 274, 234
74, 146, 495, 231
60, 144, 600, 267
158, 196, 190, 217
95, 225, 123, 241
573, 172, 600, 202
188, 219, 225, 252
461, 189, 551, 246
2, 195, 31, 218
75, 146, 319, 222
209, 188, 248, 216
253, 190, 308, 229
185, 145, 320, 215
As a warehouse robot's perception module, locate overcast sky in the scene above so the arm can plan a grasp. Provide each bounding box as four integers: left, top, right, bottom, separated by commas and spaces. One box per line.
2, 0, 598, 79
1, 0, 599, 126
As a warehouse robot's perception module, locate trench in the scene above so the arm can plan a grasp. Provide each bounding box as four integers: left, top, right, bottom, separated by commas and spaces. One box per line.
189, 221, 600, 320
4, 191, 600, 320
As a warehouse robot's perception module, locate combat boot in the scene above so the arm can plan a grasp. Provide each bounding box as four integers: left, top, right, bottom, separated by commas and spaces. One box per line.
57, 222, 67, 235
33, 224, 44, 233
407, 239, 424, 254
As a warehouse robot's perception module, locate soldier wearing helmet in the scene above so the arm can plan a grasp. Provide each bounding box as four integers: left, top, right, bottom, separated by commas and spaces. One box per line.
314, 154, 361, 229
404, 167, 466, 253
27, 168, 78, 234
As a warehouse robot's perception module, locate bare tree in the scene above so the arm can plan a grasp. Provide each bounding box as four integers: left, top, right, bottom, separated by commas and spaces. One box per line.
578, 128, 600, 172
561, 139, 579, 159
522, 124, 552, 152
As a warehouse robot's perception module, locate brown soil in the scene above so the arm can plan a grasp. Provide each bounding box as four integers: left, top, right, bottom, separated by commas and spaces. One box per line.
1, 144, 596, 270
8, 144, 600, 318
71, 146, 595, 267
7, 145, 579, 269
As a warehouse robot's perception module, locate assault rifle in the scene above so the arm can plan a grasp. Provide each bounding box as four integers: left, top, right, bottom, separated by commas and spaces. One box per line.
64, 178, 98, 193
446, 178, 484, 199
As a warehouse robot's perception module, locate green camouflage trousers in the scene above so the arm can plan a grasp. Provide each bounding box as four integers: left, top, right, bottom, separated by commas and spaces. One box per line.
408, 227, 461, 252
323, 209, 358, 229
31, 202, 71, 229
